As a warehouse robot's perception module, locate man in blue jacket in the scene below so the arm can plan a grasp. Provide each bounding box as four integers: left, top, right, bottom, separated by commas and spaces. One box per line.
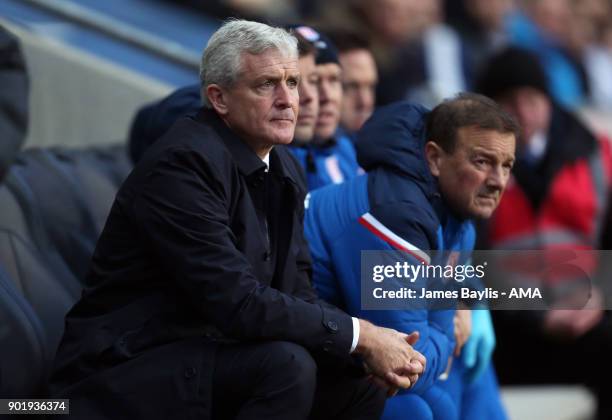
304, 93, 517, 419
289, 25, 361, 191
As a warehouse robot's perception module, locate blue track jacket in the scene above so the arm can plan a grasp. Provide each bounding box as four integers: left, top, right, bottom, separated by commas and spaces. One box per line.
304, 102, 476, 394
290, 132, 361, 191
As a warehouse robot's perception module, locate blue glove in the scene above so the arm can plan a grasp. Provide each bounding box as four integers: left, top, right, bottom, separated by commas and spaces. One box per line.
462, 309, 496, 383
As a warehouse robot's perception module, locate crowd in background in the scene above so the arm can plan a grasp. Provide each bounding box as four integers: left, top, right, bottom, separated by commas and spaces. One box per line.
169, 0, 612, 111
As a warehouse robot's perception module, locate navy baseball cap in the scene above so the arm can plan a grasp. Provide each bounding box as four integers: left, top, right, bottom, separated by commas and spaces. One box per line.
288, 24, 340, 65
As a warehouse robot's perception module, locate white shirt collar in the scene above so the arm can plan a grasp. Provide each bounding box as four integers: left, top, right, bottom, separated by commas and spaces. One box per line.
262, 153, 270, 172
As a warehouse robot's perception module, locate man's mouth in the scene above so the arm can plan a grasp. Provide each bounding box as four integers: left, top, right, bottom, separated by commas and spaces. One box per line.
298, 114, 315, 122
477, 194, 497, 203
317, 112, 336, 123
271, 117, 294, 123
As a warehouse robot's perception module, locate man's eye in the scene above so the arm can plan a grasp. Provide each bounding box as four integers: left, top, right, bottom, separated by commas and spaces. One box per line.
287, 78, 298, 88
474, 158, 489, 168
260, 80, 274, 89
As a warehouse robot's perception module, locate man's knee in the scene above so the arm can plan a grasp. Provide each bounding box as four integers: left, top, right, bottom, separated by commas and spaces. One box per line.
258, 341, 317, 399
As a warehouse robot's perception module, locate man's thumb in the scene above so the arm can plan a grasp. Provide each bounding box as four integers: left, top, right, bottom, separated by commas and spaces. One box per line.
406, 331, 420, 345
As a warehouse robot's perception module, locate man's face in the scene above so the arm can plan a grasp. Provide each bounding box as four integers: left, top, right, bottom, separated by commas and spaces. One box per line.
362, 0, 441, 43
294, 53, 319, 142
427, 126, 516, 220
497, 87, 551, 147
211, 49, 299, 156
465, 0, 513, 31
315, 62, 343, 140
339, 48, 378, 133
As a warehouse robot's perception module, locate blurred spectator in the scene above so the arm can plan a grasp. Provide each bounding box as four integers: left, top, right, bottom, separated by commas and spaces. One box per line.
311, 30, 343, 142
327, 0, 465, 107
477, 46, 612, 420
450, 0, 612, 108
406, 17, 467, 107
356, 0, 440, 46
360, 0, 466, 106
223, 0, 298, 22
293, 31, 319, 144
289, 25, 360, 191
0, 25, 29, 179
505, 0, 589, 107
313, 0, 452, 107
447, 0, 516, 89
170, 0, 298, 23
573, 0, 612, 108
328, 30, 378, 136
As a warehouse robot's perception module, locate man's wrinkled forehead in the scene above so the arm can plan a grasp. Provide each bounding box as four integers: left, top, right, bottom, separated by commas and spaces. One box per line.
457, 126, 516, 154
237, 50, 299, 78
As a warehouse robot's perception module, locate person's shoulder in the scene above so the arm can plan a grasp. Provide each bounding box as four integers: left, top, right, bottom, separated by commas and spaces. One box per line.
129, 115, 237, 189
368, 199, 438, 252
334, 134, 358, 158
335, 132, 354, 148
162, 114, 226, 154
155, 114, 236, 164
367, 171, 439, 250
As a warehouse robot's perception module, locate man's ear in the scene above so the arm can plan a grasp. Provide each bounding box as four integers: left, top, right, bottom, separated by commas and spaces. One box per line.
206, 84, 229, 116
425, 141, 444, 177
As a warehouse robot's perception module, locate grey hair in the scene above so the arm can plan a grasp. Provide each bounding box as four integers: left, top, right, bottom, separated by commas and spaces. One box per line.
200, 19, 298, 108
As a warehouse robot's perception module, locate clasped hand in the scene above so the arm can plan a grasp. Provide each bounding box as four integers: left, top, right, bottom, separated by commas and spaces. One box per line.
356, 320, 426, 397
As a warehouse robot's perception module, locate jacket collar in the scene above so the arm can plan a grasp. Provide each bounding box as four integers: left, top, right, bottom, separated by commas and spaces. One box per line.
195, 108, 267, 177
195, 108, 301, 187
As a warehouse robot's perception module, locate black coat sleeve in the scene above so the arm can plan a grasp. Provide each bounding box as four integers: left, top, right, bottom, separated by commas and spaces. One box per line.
131, 148, 353, 359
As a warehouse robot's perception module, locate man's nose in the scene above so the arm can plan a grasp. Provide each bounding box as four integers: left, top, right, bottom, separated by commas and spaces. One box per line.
318, 81, 329, 103
356, 87, 371, 109
487, 165, 506, 190
299, 85, 313, 105
276, 83, 295, 108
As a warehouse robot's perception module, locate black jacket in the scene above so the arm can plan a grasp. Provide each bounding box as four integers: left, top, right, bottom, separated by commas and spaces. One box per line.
50, 109, 354, 419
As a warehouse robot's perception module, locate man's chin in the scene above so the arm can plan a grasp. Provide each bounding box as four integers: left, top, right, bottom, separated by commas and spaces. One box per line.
314, 125, 335, 140
470, 206, 496, 220
270, 132, 295, 145
294, 131, 314, 144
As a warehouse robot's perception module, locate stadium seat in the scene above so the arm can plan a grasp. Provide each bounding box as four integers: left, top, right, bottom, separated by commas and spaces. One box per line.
0, 265, 46, 397
0, 141, 131, 397
50, 145, 131, 235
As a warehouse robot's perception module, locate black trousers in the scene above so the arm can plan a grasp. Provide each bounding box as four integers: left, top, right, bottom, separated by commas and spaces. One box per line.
210, 341, 386, 420
493, 311, 612, 420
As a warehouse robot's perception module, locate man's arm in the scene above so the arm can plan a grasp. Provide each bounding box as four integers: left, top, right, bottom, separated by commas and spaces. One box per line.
355, 203, 456, 392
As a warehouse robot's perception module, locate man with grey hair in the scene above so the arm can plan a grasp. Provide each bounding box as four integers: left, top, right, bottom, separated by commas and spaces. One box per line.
50, 20, 425, 419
